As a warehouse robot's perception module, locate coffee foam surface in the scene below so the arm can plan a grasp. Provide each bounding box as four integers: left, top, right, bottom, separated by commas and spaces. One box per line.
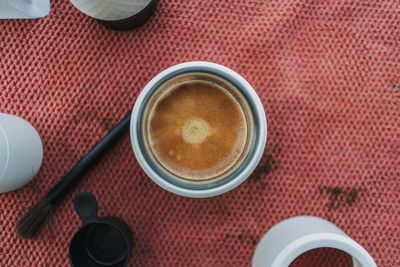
147, 79, 248, 181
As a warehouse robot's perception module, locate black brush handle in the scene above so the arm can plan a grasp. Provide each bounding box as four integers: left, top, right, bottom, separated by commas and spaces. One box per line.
46, 112, 131, 205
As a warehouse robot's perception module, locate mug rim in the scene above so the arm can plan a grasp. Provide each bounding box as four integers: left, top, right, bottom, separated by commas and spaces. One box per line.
130, 61, 267, 198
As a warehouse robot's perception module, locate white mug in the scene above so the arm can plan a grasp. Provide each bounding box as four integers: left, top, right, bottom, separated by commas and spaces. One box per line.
252, 216, 377, 267
0, 0, 50, 19
0, 113, 43, 193
130, 61, 267, 198
69, 0, 153, 21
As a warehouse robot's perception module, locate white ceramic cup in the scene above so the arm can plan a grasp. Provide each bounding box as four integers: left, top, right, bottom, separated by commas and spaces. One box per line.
130, 61, 267, 198
252, 216, 377, 267
0, 0, 50, 19
0, 113, 43, 193
69, 0, 152, 21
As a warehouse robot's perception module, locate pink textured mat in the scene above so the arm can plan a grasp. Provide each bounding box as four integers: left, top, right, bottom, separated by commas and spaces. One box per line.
1, 0, 399, 266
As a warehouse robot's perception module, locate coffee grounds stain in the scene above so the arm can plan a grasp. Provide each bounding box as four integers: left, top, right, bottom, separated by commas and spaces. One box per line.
101, 117, 113, 131
250, 151, 280, 183
271, 144, 282, 155
65, 111, 119, 144
319, 186, 363, 210
237, 233, 258, 246
248, 144, 281, 191
346, 188, 359, 206
139, 246, 152, 256
391, 78, 400, 93
264, 155, 279, 176
212, 203, 232, 217
223, 231, 258, 246
71, 110, 105, 127
327, 186, 343, 210
249, 155, 278, 192
136, 244, 156, 265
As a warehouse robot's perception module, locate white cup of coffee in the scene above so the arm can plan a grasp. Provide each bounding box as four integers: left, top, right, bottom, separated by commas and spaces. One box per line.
130, 62, 267, 198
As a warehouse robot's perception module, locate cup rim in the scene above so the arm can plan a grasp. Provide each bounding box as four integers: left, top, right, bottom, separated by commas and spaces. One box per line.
130, 61, 267, 198
252, 216, 377, 267
69, 221, 130, 267
0, 123, 9, 180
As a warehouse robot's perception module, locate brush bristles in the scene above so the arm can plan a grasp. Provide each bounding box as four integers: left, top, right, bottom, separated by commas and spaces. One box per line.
16, 200, 54, 239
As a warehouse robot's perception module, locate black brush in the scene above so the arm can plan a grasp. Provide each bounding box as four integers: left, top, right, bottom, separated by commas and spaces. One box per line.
16, 112, 131, 239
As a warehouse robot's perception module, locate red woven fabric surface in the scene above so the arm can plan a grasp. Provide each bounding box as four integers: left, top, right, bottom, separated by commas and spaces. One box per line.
1, 0, 399, 266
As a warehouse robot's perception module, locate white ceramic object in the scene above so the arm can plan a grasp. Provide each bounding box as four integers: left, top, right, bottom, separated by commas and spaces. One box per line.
0, 113, 43, 193
252, 216, 377, 267
130, 61, 267, 198
69, 0, 152, 21
0, 0, 50, 19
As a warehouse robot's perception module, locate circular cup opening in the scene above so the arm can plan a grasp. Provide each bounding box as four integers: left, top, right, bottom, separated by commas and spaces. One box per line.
69, 223, 129, 267
85, 224, 129, 266
290, 248, 354, 267
141, 71, 255, 184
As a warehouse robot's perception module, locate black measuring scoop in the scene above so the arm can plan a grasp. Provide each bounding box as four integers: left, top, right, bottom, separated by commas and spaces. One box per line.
69, 192, 134, 267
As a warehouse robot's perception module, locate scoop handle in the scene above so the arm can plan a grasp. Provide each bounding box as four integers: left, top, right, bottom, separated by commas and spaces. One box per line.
45, 112, 131, 205
74, 192, 99, 224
